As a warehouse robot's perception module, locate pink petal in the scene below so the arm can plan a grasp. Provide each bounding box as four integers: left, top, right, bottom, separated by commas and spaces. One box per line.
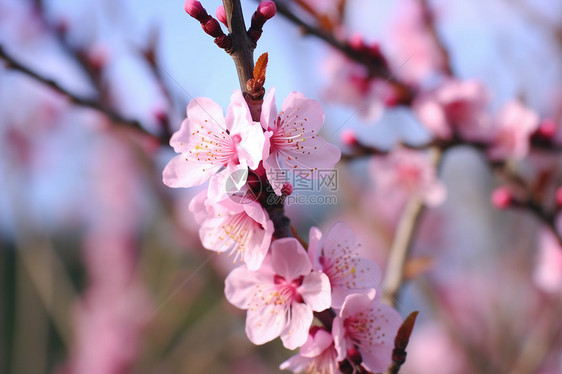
280, 92, 325, 132
271, 238, 312, 280
170, 98, 226, 152
246, 301, 287, 345
224, 264, 273, 309
331, 316, 347, 361
264, 152, 284, 195
261, 88, 278, 131
299, 272, 331, 312
300, 328, 333, 357
340, 293, 373, 319
236, 122, 266, 170
280, 302, 313, 349
162, 153, 220, 188
307, 226, 323, 269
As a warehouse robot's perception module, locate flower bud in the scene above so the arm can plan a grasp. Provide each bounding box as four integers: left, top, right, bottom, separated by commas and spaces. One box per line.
281, 182, 293, 196
491, 187, 512, 209
536, 118, 558, 139
257, 1, 277, 20
341, 129, 358, 146
215, 5, 227, 26
184, 0, 207, 20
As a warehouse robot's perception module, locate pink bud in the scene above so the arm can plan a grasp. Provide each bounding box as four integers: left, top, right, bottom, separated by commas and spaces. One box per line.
536, 118, 558, 139
215, 5, 227, 26
341, 129, 358, 146
184, 0, 207, 19
257, 1, 277, 20
348, 34, 364, 51
556, 186, 562, 208
281, 182, 293, 196
491, 187, 512, 209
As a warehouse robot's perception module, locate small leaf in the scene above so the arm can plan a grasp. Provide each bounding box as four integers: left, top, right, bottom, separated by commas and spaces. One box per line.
395, 311, 419, 351
253, 52, 268, 83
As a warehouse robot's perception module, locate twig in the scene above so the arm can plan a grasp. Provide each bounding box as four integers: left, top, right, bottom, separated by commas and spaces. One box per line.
381, 149, 441, 307
0, 45, 166, 144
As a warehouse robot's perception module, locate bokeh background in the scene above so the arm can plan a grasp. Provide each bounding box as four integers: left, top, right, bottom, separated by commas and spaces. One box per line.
1, 0, 562, 373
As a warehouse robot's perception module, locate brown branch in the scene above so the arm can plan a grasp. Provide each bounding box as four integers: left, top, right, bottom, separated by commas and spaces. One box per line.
0, 45, 166, 144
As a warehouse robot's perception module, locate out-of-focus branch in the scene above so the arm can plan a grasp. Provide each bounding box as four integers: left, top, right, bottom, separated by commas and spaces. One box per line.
0, 45, 167, 144
418, 0, 453, 75
382, 148, 442, 307
264, 0, 414, 103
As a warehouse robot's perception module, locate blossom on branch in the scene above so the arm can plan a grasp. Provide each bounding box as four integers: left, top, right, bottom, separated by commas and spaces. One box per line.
162, 90, 265, 189
487, 101, 539, 161
308, 222, 382, 309
225, 238, 331, 349
370, 147, 446, 207
413, 79, 490, 141
261, 88, 341, 195
332, 293, 402, 373
189, 189, 273, 270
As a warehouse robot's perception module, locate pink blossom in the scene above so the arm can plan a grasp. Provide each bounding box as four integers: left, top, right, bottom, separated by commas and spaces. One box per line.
385, 0, 446, 84
189, 189, 273, 270
322, 51, 396, 122
280, 326, 339, 374
533, 229, 562, 293
163, 90, 265, 189
308, 222, 381, 308
370, 147, 446, 207
413, 79, 490, 140
224, 238, 331, 349
261, 88, 341, 194
332, 293, 402, 373
487, 101, 539, 161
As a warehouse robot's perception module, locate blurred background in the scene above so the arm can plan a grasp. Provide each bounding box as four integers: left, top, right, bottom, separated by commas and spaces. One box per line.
1, 0, 562, 373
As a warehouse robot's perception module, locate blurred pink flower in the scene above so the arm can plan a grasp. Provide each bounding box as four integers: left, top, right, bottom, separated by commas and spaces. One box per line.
413, 79, 490, 140
401, 322, 468, 374
487, 101, 539, 161
280, 326, 339, 374
321, 51, 396, 122
370, 147, 446, 207
261, 88, 341, 195
308, 222, 381, 308
189, 189, 273, 270
163, 90, 265, 188
224, 238, 331, 349
332, 293, 402, 373
385, 0, 446, 84
533, 229, 562, 293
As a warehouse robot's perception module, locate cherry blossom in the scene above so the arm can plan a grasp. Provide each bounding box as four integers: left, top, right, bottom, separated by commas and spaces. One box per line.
261, 88, 341, 195
162, 90, 265, 189
322, 50, 397, 122
413, 79, 490, 141
308, 222, 381, 308
533, 229, 562, 293
487, 101, 539, 161
189, 189, 273, 270
332, 293, 402, 373
385, 0, 446, 84
370, 147, 446, 207
280, 326, 340, 374
224, 238, 331, 349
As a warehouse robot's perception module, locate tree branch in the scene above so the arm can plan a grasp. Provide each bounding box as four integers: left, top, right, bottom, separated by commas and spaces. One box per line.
0, 45, 166, 144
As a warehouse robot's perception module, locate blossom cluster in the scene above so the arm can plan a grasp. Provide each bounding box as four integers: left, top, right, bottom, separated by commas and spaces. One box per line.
162, 89, 402, 372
